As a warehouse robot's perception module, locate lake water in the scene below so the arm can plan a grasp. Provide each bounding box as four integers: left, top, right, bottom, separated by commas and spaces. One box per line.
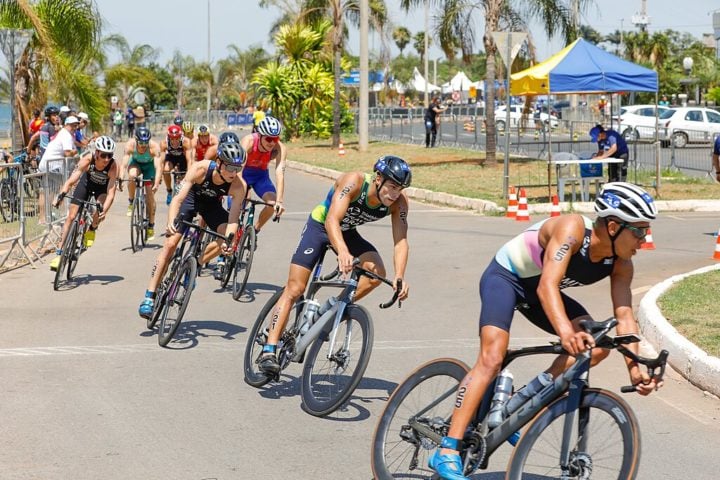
0, 103, 11, 134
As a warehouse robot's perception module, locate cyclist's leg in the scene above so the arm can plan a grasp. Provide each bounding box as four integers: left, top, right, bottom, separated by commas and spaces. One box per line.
245, 170, 276, 233
198, 202, 229, 265
128, 164, 140, 204
92, 192, 107, 229
342, 229, 384, 300
163, 160, 173, 194
58, 202, 81, 248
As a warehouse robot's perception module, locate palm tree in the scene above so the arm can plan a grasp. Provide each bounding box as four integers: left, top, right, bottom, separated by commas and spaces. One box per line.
225, 44, 270, 107
412, 31, 427, 63
392, 26, 411, 56
102, 35, 162, 111
167, 52, 195, 111
0, 0, 105, 140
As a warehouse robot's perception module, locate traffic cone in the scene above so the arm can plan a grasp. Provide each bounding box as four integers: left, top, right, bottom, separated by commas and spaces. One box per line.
713, 228, 720, 260
550, 194, 561, 217
338, 141, 346, 156
640, 228, 655, 250
506, 186, 518, 219
516, 188, 530, 222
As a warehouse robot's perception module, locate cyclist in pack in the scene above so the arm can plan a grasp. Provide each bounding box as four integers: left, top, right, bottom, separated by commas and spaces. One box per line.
50, 136, 119, 270
120, 126, 162, 239
256, 155, 412, 376
182, 121, 194, 144
239, 115, 287, 236
159, 124, 193, 205
138, 141, 248, 319
429, 182, 663, 480
192, 124, 219, 161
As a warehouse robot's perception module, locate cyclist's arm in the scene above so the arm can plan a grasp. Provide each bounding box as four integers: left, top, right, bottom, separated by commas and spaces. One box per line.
225, 176, 247, 239
183, 137, 193, 170
273, 142, 287, 212
121, 139, 134, 181
204, 144, 218, 160
27, 131, 40, 150
537, 216, 594, 354
101, 161, 120, 216
152, 141, 163, 191
159, 140, 168, 166
389, 193, 410, 299
325, 172, 363, 273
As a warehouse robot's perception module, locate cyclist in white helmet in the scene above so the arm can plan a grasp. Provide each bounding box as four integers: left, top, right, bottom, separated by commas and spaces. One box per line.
49, 136, 119, 271
429, 182, 662, 480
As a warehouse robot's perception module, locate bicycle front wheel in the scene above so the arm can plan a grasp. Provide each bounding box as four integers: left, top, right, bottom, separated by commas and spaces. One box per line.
53, 220, 78, 290
157, 257, 197, 347
232, 226, 255, 300
507, 388, 641, 480
66, 219, 86, 281
300, 304, 373, 417
0, 181, 14, 223
371, 358, 470, 480
130, 197, 142, 252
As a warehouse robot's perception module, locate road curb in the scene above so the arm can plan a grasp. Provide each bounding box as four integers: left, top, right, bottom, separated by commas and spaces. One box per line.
638, 264, 720, 398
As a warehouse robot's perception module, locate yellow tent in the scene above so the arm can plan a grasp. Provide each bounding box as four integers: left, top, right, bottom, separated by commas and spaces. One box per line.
509, 40, 577, 96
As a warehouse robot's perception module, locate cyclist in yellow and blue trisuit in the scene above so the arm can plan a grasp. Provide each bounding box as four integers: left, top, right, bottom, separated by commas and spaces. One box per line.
429, 182, 664, 480
119, 126, 162, 239
159, 124, 193, 206
256, 155, 412, 376
50, 136, 119, 271
138, 141, 248, 319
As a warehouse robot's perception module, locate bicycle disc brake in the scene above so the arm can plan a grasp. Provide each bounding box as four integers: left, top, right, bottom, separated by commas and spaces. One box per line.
566, 451, 593, 480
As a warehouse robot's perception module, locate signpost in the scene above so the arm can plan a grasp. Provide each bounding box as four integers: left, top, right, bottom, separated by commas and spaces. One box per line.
0, 29, 33, 153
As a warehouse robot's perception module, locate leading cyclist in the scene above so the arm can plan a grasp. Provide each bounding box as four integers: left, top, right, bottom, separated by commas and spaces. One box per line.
138, 141, 248, 318
429, 182, 664, 480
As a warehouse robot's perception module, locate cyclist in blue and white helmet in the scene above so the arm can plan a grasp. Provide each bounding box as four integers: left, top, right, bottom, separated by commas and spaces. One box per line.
256, 115, 282, 138
137, 139, 247, 320
429, 181, 662, 480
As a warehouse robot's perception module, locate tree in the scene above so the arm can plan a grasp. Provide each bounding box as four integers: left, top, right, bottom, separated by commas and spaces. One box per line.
578, 24, 603, 45
392, 26, 411, 55
412, 31, 427, 63
102, 34, 162, 111
225, 44, 270, 107
167, 51, 195, 111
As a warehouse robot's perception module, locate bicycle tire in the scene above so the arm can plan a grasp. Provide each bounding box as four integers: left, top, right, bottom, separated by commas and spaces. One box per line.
139, 195, 147, 246
0, 181, 14, 223
371, 358, 470, 480
244, 287, 303, 388
53, 220, 78, 290
300, 304, 374, 416
231, 226, 255, 300
67, 217, 87, 281
219, 248, 237, 289
147, 281, 166, 330
130, 197, 141, 252
507, 388, 641, 480
157, 257, 197, 347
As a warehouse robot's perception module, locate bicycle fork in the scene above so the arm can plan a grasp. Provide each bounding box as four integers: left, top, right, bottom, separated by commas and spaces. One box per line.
558, 353, 591, 479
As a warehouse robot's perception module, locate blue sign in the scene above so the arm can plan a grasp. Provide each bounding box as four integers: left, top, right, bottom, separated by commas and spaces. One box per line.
227, 113, 237, 126
341, 69, 387, 86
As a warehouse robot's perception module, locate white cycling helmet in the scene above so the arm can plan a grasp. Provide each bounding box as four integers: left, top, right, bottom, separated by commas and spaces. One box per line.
594, 182, 657, 223
94, 135, 116, 154
256, 115, 282, 137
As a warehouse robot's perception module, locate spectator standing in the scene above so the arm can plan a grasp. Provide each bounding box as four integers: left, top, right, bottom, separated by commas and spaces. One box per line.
424, 97, 445, 148
589, 124, 630, 183
252, 105, 266, 133
126, 107, 136, 139
113, 109, 124, 139
712, 134, 720, 183
659, 95, 670, 107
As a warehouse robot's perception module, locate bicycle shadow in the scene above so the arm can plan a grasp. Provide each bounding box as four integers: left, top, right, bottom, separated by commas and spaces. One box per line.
218, 282, 281, 303
54, 274, 124, 290
120, 244, 162, 253
140, 319, 245, 350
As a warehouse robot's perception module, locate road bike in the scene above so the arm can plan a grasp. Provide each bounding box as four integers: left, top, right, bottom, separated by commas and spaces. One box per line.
244, 245, 401, 417
0, 166, 19, 223
52, 194, 102, 290
216, 197, 278, 300
147, 219, 231, 347
371, 318, 668, 479
125, 176, 152, 252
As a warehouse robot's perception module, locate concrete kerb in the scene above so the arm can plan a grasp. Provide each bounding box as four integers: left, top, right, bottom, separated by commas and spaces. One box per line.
638, 264, 720, 399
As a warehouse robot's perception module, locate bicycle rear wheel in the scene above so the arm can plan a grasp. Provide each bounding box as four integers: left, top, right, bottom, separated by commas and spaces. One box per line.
157, 257, 197, 347
53, 220, 78, 290
0, 181, 14, 223
130, 197, 142, 252
300, 304, 373, 416
507, 388, 641, 480
371, 358, 469, 480
232, 226, 255, 300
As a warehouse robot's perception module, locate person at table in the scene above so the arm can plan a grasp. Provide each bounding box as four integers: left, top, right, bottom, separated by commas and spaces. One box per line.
589, 124, 629, 183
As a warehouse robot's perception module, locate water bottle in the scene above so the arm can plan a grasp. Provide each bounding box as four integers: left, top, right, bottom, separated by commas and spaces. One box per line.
299, 299, 321, 335
317, 296, 337, 317
504, 372, 553, 417
486, 369, 513, 428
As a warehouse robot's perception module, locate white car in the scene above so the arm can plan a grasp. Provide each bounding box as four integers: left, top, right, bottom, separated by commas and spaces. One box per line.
617, 104, 671, 141
659, 107, 720, 148
494, 105, 559, 132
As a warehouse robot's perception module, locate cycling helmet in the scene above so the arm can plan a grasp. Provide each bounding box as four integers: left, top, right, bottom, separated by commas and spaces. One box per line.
173, 115, 184, 126
44, 106, 60, 117
135, 126, 152, 142
197, 124, 209, 135
219, 131, 240, 144
217, 141, 246, 167
256, 115, 282, 137
594, 182, 657, 223
94, 135, 115, 154
182, 121, 194, 136
167, 124, 183, 139
374, 155, 412, 188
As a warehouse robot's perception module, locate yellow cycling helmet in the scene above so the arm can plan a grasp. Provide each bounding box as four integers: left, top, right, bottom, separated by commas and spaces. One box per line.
182, 121, 194, 136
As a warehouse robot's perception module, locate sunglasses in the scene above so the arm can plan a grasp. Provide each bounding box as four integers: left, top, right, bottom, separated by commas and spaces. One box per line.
137, 141, 149, 146
98, 152, 113, 159
618, 222, 649, 239
263, 136, 279, 143
222, 163, 243, 173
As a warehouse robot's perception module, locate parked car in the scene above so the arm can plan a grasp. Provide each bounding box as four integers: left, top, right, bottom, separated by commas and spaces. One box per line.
494, 104, 559, 132
617, 104, 671, 141
659, 107, 720, 148
552, 100, 571, 119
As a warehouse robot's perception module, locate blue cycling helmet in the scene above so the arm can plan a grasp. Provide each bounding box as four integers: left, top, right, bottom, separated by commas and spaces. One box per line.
217, 141, 246, 167
256, 116, 282, 137
374, 155, 412, 188
219, 131, 240, 144
135, 126, 151, 142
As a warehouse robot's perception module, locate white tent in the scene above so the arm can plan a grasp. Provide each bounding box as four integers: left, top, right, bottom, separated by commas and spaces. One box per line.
446, 71, 474, 92
410, 67, 441, 93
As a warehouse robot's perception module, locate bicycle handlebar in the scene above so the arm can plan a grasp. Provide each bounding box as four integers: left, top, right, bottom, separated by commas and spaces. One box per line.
243, 198, 281, 223
319, 259, 402, 309
178, 219, 233, 243
54, 192, 103, 212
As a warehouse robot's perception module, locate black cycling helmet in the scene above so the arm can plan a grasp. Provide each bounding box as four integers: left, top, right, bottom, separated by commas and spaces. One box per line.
374, 155, 412, 188
219, 131, 240, 144
217, 141, 246, 167
173, 115, 184, 126
44, 106, 60, 117
135, 126, 152, 142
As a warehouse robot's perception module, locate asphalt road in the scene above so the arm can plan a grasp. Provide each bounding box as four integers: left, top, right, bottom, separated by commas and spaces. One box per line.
1, 165, 719, 479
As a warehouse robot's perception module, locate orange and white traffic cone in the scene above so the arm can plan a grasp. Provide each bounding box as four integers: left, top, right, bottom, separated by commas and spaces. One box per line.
713, 228, 720, 260
640, 228, 655, 250
516, 188, 530, 222
338, 141, 346, 156
506, 186, 518, 219
550, 194, 561, 217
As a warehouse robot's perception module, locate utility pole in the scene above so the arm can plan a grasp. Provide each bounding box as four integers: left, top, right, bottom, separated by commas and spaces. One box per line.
631, 0, 650, 32
206, 0, 211, 124
423, 0, 429, 108
359, 0, 369, 152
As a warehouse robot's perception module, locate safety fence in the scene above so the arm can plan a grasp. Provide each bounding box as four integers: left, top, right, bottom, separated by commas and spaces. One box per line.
0, 156, 77, 272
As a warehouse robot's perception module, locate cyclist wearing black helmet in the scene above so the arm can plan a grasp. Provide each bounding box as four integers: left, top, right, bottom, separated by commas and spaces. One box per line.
256, 155, 412, 376
119, 126, 162, 239
27, 106, 61, 158
138, 141, 248, 319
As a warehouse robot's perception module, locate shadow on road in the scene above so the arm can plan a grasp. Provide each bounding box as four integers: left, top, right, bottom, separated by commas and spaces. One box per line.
54, 274, 125, 290
139, 319, 246, 350
220, 282, 281, 304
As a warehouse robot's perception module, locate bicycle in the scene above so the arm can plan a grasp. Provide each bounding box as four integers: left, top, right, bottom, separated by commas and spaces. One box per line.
0, 167, 19, 223
147, 219, 231, 347
244, 245, 401, 417
371, 318, 669, 479
124, 176, 152, 252
52, 194, 102, 291
216, 197, 279, 300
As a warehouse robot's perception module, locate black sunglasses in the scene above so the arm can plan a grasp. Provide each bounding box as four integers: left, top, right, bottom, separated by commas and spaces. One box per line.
618, 222, 649, 239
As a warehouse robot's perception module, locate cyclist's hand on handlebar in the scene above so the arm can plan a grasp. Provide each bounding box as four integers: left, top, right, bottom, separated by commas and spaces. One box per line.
560, 330, 595, 356
273, 201, 285, 218
337, 251, 354, 275
117, 179, 124, 192
53, 192, 66, 208
166, 220, 179, 236
628, 365, 663, 396
395, 277, 409, 301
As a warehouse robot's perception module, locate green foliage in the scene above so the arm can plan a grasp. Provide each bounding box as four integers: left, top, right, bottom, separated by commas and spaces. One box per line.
144, 62, 176, 109
707, 87, 720, 105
